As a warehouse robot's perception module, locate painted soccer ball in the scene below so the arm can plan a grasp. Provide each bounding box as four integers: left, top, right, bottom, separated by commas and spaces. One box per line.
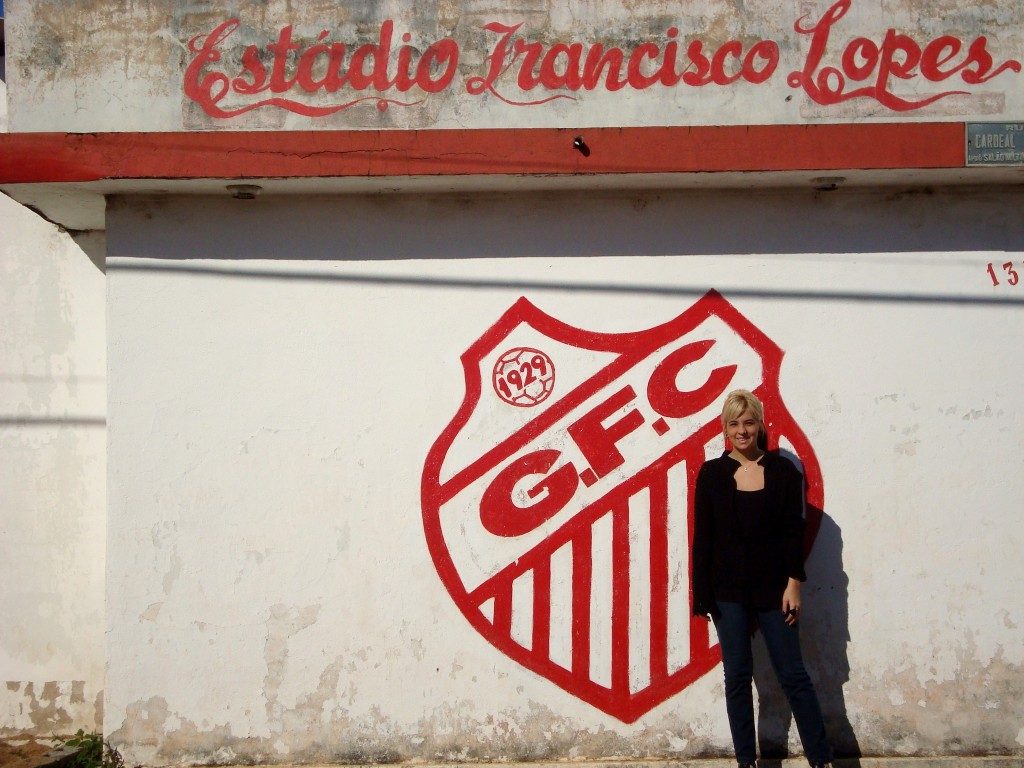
492, 347, 556, 407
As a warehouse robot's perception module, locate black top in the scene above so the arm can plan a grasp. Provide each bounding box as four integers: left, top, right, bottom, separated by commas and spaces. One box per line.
691, 450, 807, 616
734, 487, 767, 540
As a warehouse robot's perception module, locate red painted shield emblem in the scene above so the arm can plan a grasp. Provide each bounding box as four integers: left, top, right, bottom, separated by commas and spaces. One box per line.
421, 291, 823, 723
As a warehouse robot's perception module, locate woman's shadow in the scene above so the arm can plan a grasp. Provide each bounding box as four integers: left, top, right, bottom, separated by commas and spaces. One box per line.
754, 453, 861, 766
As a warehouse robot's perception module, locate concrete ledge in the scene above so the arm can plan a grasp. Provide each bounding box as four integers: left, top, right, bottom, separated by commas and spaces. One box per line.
0, 125, 966, 185
206, 762, 1024, 768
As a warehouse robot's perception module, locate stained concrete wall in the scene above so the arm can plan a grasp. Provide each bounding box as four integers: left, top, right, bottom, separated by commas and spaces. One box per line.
4, 0, 1024, 131
104, 188, 1024, 765
0, 62, 107, 734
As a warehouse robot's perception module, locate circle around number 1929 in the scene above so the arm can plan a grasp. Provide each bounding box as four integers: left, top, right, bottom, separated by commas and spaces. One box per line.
492, 347, 556, 407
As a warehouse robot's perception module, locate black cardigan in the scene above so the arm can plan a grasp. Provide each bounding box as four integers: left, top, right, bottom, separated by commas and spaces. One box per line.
691, 450, 807, 616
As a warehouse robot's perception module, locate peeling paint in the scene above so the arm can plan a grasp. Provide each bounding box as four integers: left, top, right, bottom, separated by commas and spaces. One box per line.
849, 648, 1024, 757
111, 687, 733, 766
107, 614, 1024, 764
263, 604, 322, 730
1, 681, 103, 738
163, 552, 183, 595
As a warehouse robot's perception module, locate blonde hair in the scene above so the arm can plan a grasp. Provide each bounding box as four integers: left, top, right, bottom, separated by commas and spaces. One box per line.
721, 388, 764, 428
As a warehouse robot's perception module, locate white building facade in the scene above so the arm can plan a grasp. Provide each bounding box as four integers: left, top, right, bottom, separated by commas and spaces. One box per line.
0, 8, 107, 741
1, 0, 1022, 764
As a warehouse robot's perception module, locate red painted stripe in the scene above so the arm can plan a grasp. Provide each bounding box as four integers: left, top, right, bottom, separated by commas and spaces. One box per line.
687, 446, 712, 661
648, 472, 669, 683
571, 526, 593, 680
532, 558, 551, 661
0, 124, 965, 184
690, 614, 710, 662
611, 503, 631, 698
492, 583, 513, 638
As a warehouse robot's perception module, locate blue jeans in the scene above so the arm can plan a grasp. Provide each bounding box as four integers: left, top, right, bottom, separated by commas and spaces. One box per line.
713, 601, 832, 766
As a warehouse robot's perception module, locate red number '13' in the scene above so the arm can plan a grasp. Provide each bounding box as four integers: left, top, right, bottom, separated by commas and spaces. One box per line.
987, 261, 1020, 286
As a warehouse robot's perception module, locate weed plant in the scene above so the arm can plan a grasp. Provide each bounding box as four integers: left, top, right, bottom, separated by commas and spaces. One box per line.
61, 731, 125, 768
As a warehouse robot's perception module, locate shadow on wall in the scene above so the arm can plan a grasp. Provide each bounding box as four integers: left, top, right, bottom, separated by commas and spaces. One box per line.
105, 188, 1024, 263
753, 510, 861, 765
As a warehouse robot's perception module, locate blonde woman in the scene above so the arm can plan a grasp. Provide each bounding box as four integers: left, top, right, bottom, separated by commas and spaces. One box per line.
692, 389, 833, 768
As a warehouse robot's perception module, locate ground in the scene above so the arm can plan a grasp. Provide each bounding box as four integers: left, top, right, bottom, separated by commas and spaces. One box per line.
0, 738, 74, 768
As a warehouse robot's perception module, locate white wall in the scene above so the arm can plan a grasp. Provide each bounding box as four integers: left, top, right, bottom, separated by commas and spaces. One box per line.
0, 61, 107, 735
104, 188, 1024, 765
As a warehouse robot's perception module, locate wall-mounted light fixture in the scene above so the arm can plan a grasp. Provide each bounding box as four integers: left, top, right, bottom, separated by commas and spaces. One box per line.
572, 136, 591, 157
811, 176, 845, 192
226, 184, 262, 200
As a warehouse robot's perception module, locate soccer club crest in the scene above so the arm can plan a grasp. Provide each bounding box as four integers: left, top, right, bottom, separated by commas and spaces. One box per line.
421, 291, 823, 723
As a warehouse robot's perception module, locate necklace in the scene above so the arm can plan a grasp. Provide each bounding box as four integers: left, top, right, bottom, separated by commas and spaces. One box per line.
733, 452, 764, 470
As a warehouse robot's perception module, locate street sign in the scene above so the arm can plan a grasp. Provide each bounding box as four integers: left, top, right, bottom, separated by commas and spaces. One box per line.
966, 123, 1024, 166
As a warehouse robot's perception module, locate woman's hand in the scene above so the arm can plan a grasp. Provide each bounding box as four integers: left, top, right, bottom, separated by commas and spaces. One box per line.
782, 578, 801, 625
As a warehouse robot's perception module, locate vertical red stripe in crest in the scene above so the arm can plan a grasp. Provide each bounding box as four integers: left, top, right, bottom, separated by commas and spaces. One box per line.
648, 473, 669, 683
493, 584, 513, 637
690, 614, 710, 660
571, 526, 593, 678
686, 447, 712, 661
